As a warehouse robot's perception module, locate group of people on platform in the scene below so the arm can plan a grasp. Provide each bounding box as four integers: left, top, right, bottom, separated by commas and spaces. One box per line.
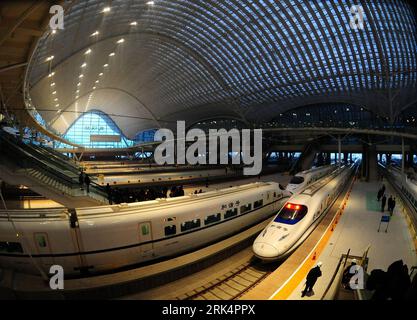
78, 171, 91, 193
377, 184, 396, 215
103, 184, 201, 205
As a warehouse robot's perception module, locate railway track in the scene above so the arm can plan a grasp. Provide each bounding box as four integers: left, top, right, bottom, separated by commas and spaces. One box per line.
177, 258, 275, 300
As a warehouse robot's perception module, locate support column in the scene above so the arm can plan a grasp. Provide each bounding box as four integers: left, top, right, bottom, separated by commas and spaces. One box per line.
368, 144, 378, 181
402, 138, 405, 174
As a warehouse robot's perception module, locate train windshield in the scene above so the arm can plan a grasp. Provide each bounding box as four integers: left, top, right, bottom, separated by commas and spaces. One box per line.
274, 203, 308, 225
289, 176, 304, 184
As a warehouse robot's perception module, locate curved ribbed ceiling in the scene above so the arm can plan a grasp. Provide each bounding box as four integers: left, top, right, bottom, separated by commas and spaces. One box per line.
27, 0, 417, 139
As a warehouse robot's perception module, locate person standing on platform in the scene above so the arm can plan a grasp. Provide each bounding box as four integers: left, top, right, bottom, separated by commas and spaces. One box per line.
382, 184, 386, 194
377, 188, 383, 201
388, 196, 394, 214
79, 171, 84, 190
84, 174, 91, 193
302, 262, 323, 297
106, 183, 112, 204
391, 197, 397, 215
381, 194, 387, 212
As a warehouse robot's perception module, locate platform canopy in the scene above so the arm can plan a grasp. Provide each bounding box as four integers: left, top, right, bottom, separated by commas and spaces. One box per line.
24, 0, 417, 139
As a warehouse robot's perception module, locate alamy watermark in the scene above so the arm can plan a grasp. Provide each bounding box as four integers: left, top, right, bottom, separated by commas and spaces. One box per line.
154, 121, 262, 176
49, 265, 64, 290
349, 5, 365, 30
49, 5, 64, 30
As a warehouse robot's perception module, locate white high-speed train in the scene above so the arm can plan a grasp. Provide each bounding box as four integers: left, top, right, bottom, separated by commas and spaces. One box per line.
385, 164, 417, 211
0, 182, 291, 276
286, 164, 337, 194
253, 163, 355, 261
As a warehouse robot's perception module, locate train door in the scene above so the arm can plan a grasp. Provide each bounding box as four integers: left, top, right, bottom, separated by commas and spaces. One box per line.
138, 222, 154, 258
34, 232, 55, 270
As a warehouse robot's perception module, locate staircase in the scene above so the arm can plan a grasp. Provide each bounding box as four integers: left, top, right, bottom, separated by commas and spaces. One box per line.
0, 130, 107, 208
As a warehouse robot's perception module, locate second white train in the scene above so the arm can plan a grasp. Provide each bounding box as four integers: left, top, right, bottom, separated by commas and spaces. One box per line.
253, 163, 355, 261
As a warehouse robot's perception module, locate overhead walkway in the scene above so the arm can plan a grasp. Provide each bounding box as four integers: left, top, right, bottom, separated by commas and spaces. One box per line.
0, 130, 107, 208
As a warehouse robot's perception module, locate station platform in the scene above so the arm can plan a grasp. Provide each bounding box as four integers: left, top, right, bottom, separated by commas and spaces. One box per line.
269, 180, 417, 300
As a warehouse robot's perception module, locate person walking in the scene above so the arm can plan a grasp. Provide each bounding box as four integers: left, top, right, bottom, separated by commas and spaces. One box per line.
388, 196, 393, 214
106, 183, 112, 204
381, 195, 387, 212
84, 174, 91, 193
78, 171, 84, 190
377, 188, 383, 201
391, 197, 396, 215
302, 262, 323, 297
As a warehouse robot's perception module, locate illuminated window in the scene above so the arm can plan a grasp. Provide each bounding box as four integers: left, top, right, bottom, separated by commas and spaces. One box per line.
56, 110, 134, 148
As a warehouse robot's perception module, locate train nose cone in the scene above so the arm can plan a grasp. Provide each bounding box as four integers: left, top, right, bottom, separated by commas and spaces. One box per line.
253, 242, 279, 260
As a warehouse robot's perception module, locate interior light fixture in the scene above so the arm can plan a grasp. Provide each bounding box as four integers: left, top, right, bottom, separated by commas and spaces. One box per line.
130, 21, 137, 26
91, 31, 99, 36
46, 55, 54, 62
85, 49, 92, 55
102, 7, 111, 13
116, 38, 125, 44
81, 63, 87, 68
109, 52, 115, 57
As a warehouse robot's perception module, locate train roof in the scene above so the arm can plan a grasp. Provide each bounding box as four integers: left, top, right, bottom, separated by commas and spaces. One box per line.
294, 164, 334, 176
0, 181, 277, 221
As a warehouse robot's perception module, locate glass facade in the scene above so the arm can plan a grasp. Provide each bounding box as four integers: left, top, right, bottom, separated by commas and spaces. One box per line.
56, 111, 134, 148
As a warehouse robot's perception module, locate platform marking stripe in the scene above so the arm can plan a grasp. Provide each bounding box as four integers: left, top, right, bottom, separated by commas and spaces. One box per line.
268, 179, 355, 300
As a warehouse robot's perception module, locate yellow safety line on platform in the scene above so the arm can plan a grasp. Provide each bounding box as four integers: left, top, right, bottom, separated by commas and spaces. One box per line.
269, 177, 356, 300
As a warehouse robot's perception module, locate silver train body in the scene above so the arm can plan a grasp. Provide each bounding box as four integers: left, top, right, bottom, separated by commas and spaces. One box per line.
386, 165, 417, 211
0, 182, 291, 276
253, 164, 355, 261
286, 164, 337, 194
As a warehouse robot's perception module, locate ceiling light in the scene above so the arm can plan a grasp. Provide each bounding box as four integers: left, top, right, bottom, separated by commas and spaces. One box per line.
85, 49, 92, 55
57, 109, 62, 113
46, 55, 54, 62
79, 74, 84, 78
130, 21, 137, 26
76, 90, 80, 93
77, 82, 81, 86
91, 31, 99, 36
55, 104, 60, 107
93, 86, 96, 90
99, 73, 103, 76
103, 64, 109, 67
146, 1, 155, 5
102, 7, 111, 13
109, 52, 115, 57
81, 63, 87, 68
48, 72, 55, 77
50, 82, 56, 87
52, 91, 57, 95
54, 98, 58, 101
51, 30, 57, 35
116, 38, 125, 44
75, 96, 79, 99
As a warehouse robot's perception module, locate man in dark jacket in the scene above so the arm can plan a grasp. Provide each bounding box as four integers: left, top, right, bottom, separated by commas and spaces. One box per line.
381, 195, 387, 212
302, 262, 323, 297
84, 174, 91, 193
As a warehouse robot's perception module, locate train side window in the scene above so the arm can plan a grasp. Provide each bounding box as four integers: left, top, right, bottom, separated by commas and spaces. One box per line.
164, 225, 176, 236
240, 204, 252, 214
205, 213, 221, 225
254, 199, 263, 209
181, 219, 201, 232
224, 208, 238, 219
141, 224, 150, 236
35, 234, 47, 248
0, 241, 23, 253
